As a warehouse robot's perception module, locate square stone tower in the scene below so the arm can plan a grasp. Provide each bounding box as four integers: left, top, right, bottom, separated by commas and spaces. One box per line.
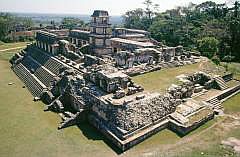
89, 10, 112, 56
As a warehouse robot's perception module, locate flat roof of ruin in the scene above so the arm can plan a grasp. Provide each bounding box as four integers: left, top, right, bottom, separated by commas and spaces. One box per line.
71, 29, 90, 34
37, 30, 58, 38
99, 70, 129, 79
135, 48, 162, 54
114, 28, 149, 34
118, 34, 146, 38
101, 92, 160, 106
110, 38, 155, 47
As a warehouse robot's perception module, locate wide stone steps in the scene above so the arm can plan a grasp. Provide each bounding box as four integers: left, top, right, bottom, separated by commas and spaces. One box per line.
13, 63, 46, 97
22, 56, 40, 73
28, 47, 49, 65
28, 46, 65, 75
215, 77, 229, 90
207, 97, 223, 110
58, 111, 83, 129
25, 56, 56, 87
44, 58, 63, 75
34, 67, 55, 87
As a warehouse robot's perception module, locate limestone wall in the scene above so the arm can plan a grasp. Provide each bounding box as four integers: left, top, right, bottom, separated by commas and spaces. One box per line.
92, 93, 177, 136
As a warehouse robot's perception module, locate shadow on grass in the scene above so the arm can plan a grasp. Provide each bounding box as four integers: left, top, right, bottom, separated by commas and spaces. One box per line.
76, 123, 123, 155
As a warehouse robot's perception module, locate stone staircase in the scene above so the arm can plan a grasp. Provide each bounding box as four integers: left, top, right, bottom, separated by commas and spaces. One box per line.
28, 46, 65, 75
23, 55, 56, 87
28, 47, 49, 65
58, 111, 83, 129
21, 56, 40, 73
214, 76, 229, 90
13, 63, 46, 97
34, 67, 55, 87
44, 58, 64, 75
207, 97, 223, 110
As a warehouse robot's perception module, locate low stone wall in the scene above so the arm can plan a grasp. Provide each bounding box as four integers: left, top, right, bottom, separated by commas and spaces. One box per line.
217, 83, 240, 101
88, 113, 169, 151
168, 112, 214, 136
91, 93, 177, 140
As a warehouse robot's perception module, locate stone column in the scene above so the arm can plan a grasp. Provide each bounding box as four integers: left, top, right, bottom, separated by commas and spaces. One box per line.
44, 43, 46, 51
46, 44, 48, 52
75, 38, 78, 45
48, 45, 51, 53
41, 42, 43, 49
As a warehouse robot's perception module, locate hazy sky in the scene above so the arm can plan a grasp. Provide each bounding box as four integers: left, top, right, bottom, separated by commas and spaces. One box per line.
0, 0, 228, 15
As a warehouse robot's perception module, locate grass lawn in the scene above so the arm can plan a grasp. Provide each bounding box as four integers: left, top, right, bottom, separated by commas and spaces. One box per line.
132, 60, 224, 93
0, 48, 23, 61
1, 50, 240, 157
132, 63, 200, 93
223, 93, 240, 114
0, 42, 29, 51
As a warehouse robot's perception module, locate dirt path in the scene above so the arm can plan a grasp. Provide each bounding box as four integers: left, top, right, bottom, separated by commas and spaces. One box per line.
0, 46, 26, 52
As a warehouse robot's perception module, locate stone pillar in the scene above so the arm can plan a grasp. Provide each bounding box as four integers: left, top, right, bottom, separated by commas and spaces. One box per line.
45, 43, 48, 52
46, 44, 48, 52
41, 42, 43, 49
44, 43, 47, 51
48, 45, 51, 53
75, 38, 78, 45
52, 46, 58, 55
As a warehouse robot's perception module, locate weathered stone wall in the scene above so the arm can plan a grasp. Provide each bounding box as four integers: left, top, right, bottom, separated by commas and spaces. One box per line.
92, 93, 177, 134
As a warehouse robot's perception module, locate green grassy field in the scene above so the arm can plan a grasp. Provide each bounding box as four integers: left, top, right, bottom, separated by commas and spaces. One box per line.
223, 93, 240, 114
132, 63, 200, 93
0, 42, 29, 51
0, 43, 240, 157
132, 61, 223, 93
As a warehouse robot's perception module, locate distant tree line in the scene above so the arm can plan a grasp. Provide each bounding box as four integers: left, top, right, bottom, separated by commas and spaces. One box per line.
0, 13, 34, 42
0, 13, 86, 43
123, 0, 240, 62
61, 17, 86, 30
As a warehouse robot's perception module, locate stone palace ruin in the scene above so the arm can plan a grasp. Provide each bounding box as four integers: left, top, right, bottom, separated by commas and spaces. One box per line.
10, 10, 240, 151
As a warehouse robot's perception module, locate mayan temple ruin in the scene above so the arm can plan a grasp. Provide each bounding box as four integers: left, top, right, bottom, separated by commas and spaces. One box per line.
10, 10, 240, 151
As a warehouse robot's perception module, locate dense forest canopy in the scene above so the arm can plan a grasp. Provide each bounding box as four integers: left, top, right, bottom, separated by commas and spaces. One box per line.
123, 0, 240, 62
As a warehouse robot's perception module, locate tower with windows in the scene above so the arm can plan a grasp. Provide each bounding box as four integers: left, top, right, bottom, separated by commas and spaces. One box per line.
89, 10, 112, 56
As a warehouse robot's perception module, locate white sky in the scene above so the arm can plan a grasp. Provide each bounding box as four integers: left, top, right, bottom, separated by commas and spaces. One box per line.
0, 0, 228, 15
